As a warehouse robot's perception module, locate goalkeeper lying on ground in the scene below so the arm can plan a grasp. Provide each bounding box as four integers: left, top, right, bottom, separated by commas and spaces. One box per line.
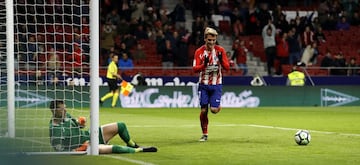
49, 100, 157, 153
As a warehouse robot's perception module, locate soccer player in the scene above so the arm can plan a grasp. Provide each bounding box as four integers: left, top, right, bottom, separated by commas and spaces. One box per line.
100, 54, 122, 107
49, 100, 157, 153
193, 27, 230, 142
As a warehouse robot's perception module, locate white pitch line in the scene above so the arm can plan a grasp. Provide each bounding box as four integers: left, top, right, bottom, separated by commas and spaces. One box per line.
240, 124, 360, 137
102, 155, 156, 165
129, 124, 360, 137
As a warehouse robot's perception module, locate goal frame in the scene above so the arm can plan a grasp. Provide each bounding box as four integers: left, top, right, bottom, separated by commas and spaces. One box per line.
5, 0, 100, 155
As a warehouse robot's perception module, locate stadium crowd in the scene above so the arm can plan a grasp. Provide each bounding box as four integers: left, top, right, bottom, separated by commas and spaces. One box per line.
10, 0, 360, 78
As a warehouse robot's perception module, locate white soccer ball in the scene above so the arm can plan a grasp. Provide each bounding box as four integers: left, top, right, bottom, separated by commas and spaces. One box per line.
294, 130, 311, 145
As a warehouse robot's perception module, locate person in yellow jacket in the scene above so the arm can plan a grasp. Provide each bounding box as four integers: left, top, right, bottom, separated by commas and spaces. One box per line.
287, 66, 305, 86
100, 54, 123, 107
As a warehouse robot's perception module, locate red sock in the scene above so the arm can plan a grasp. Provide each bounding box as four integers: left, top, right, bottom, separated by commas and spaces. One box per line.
200, 111, 208, 135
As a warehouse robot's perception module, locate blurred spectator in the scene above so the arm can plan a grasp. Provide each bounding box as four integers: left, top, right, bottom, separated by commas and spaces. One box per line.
312, 17, 322, 32
159, 4, 171, 25
155, 29, 166, 54
276, 31, 289, 75
144, 7, 158, 26
232, 39, 248, 76
176, 28, 190, 66
35, 70, 44, 85
120, 0, 132, 22
133, 24, 149, 40
298, 42, 317, 66
131, 0, 146, 22
118, 42, 133, 59
101, 22, 117, 53
232, 18, 245, 37
160, 39, 175, 69
106, 8, 121, 26
275, 13, 289, 33
118, 52, 134, 71
272, 5, 284, 25
331, 52, 347, 75
317, 0, 330, 26
46, 47, 61, 77
256, 3, 272, 30
336, 16, 350, 31
133, 42, 146, 60
72, 43, 85, 76
347, 57, 358, 76
247, 8, 259, 35
313, 26, 326, 44
170, 0, 186, 30
320, 50, 334, 68
191, 0, 207, 19
205, 0, 218, 21
218, 0, 232, 16
191, 15, 205, 46
117, 18, 130, 35
287, 27, 302, 65
120, 34, 137, 52
262, 20, 277, 76
26, 35, 37, 67
81, 17, 90, 42
301, 25, 314, 48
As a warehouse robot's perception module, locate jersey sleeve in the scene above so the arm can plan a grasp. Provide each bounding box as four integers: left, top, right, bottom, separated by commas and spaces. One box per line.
219, 47, 230, 70
192, 48, 205, 73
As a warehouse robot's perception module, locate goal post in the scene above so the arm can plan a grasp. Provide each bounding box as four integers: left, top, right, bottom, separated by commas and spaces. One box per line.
5, 0, 15, 138
0, 0, 99, 155
89, 0, 99, 155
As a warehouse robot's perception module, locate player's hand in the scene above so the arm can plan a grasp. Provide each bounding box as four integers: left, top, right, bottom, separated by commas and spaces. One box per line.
73, 141, 89, 151
204, 56, 209, 66
218, 52, 223, 64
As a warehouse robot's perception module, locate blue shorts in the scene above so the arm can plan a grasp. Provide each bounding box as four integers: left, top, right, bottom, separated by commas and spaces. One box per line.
198, 84, 222, 108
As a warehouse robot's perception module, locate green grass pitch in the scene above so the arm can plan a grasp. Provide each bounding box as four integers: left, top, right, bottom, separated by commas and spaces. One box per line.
1, 107, 360, 165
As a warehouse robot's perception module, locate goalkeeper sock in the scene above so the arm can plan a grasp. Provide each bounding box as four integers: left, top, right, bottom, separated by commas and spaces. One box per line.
101, 92, 114, 102
112, 145, 136, 153
117, 122, 137, 147
111, 92, 119, 107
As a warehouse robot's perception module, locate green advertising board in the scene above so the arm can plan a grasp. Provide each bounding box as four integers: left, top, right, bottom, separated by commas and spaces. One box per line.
1, 86, 359, 108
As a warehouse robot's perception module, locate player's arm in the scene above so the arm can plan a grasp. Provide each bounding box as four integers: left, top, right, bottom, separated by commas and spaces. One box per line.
193, 50, 207, 73
218, 48, 230, 70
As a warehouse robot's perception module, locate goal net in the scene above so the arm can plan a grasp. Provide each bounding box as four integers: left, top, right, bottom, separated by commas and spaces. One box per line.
0, 0, 98, 154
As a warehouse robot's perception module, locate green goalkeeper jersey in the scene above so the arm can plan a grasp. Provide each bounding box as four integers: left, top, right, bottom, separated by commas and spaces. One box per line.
49, 113, 90, 151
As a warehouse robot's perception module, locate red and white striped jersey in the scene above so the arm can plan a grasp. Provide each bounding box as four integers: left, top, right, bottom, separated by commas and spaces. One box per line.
193, 45, 230, 85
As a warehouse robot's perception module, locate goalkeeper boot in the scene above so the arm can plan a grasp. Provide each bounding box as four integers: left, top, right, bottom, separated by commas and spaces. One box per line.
142, 146, 158, 152
99, 100, 103, 107
199, 135, 208, 142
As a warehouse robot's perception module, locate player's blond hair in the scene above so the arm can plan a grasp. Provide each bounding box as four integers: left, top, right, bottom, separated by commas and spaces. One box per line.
204, 27, 218, 38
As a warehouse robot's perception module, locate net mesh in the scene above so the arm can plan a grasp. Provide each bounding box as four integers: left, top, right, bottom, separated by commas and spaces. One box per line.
0, 0, 91, 153
0, 0, 7, 137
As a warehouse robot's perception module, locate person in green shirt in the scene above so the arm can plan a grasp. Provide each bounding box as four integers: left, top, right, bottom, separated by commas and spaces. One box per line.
49, 100, 157, 153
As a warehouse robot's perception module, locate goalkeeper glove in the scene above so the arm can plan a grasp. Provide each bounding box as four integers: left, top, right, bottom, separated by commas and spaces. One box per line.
77, 116, 86, 128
